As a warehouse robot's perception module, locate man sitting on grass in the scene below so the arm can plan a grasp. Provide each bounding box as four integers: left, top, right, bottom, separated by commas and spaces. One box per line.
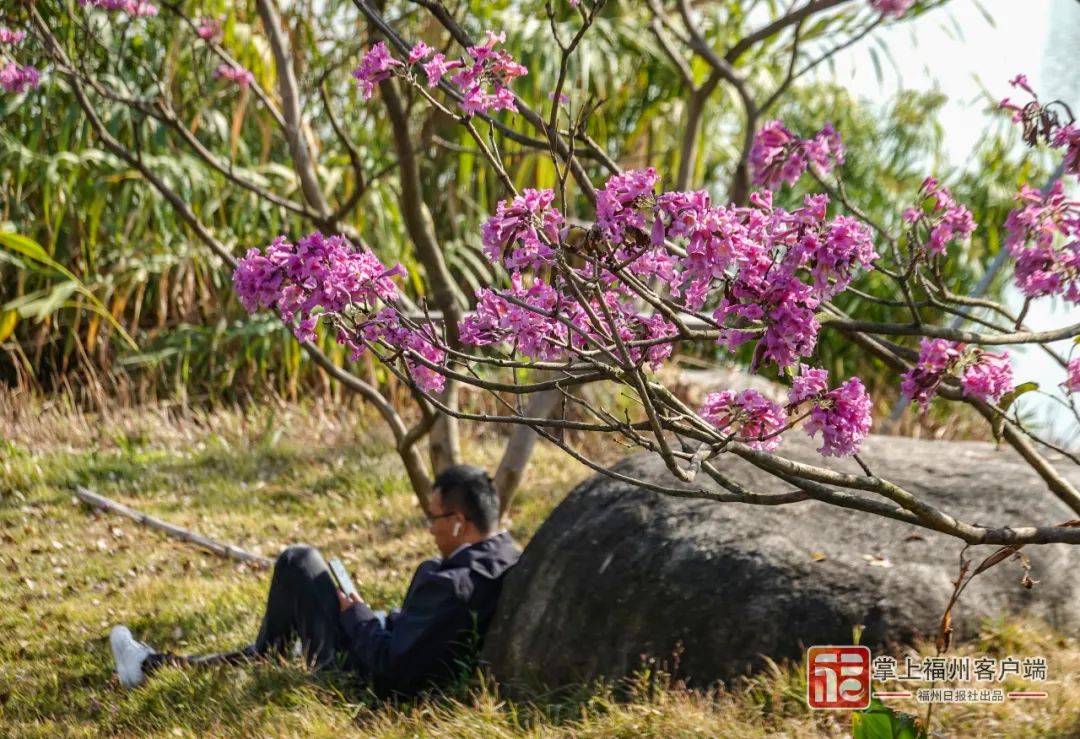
109, 464, 521, 697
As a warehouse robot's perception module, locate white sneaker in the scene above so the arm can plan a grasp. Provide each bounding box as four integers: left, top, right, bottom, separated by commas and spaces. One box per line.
110, 625, 155, 688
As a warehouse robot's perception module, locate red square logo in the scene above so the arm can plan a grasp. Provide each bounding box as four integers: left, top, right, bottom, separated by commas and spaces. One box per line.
807, 646, 871, 709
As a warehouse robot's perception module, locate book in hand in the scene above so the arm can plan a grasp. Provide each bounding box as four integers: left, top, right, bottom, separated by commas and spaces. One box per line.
328, 557, 359, 599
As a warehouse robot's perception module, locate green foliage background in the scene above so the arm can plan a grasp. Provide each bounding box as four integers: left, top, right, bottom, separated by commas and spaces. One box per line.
0, 0, 1043, 416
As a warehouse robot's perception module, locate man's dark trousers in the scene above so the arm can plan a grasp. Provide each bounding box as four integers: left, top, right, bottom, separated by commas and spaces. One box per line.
146, 544, 348, 672
251, 544, 348, 669
147, 532, 522, 696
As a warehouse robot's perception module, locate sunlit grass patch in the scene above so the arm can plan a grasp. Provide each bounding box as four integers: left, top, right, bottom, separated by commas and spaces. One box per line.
2, 399, 1080, 737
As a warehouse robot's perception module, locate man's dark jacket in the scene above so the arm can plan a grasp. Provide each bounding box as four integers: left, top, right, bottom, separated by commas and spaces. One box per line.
338, 531, 520, 696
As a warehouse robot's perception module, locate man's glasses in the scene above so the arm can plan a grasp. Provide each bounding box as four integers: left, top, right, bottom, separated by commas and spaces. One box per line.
427, 511, 457, 524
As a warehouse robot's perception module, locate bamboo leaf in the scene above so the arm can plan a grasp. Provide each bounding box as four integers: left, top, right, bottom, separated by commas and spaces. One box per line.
992, 381, 1039, 443
0, 310, 17, 342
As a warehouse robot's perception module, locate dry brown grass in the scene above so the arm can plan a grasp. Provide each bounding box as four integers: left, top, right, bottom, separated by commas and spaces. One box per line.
3, 391, 1080, 737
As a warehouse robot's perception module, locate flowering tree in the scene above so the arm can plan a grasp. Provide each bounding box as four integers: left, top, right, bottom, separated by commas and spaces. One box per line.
9, 0, 1080, 544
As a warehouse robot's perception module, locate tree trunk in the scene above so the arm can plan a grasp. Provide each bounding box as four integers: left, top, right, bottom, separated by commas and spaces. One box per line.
381, 79, 466, 475
494, 386, 563, 516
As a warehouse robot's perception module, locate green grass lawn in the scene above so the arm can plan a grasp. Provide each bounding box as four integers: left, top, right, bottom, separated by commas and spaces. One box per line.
2, 398, 1079, 737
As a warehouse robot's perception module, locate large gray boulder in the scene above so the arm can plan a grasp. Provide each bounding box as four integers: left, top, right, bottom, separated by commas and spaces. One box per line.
482, 435, 1080, 693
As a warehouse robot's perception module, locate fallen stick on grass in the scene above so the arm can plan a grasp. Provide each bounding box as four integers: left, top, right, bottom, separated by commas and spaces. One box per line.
74, 485, 273, 569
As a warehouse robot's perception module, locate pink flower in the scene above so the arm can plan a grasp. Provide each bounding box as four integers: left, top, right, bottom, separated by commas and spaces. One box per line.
482, 189, 563, 271
750, 120, 845, 188
700, 389, 787, 452
869, 0, 915, 18
213, 63, 254, 89
902, 177, 975, 256
0, 27, 26, 45
459, 275, 571, 361
459, 84, 495, 116
900, 338, 963, 407
804, 377, 872, 457
1064, 358, 1080, 394
490, 84, 518, 113
422, 53, 462, 87
407, 41, 434, 64
783, 210, 877, 298
196, 16, 223, 41
126, 1, 158, 17
366, 313, 447, 393
442, 31, 527, 116
233, 232, 405, 343
788, 364, 830, 405
1003, 180, 1080, 304
596, 168, 659, 242
900, 340, 1013, 406
635, 312, 678, 369
352, 41, 402, 99
960, 351, 1014, 402
1053, 123, 1080, 179
749, 120, 799, 188
0, 62, 40, 94
804, 122, 846, 173
1009, 73, 1035, 96
715, 275, 820, 371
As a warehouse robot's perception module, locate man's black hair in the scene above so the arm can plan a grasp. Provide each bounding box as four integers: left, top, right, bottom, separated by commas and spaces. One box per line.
433, 464, 499, 533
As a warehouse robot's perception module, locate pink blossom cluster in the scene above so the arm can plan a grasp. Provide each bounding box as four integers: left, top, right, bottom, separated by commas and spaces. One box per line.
420, 51, 462, 88
1065, 357, 1080, 394
749, 120, 845, 188
479, 171, 877, 373
352, 41, 401, 99
196, 16, 223, 42
79, 0, 159, 17
459, 274, 677, 369
596, 167, 661, 242
1003, 181, 1080, 304
959, 350, 1014, 402
787, 365, 872, 456
699, 389, 786, 452
900, 338, 962, 407
788, 364, 829, 405
901, 338, 1014, 407
596, 168, 680, 285
443, 31, 527, 115
782, 196, 879, 298
1054, 123, 1080, 180
460, 274, 570, 361
716, 274, 821, 371
213, 63, 254, 88
901, 176, 976, 256
232, 233, 450, 392
801, 377, 873, 458
0, 27, 26, 45
0, 26, 39, 95
0, 62, 39, 94
481, 188, 563, 271
355, 32, 527, 116
869, 0, 915, 17
685, 191, 874, 369
233, 232, 404, 341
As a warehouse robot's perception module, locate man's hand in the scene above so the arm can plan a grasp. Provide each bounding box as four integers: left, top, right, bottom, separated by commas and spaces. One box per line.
336, 589, 364, 613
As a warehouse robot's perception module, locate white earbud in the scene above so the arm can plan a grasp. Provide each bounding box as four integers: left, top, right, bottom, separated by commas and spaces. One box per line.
453, 522, 462, 537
